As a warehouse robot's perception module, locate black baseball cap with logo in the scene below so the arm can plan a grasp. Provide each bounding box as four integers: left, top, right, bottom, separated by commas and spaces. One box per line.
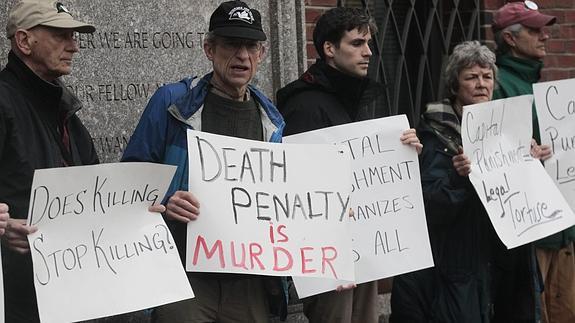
209, 1, 266, 41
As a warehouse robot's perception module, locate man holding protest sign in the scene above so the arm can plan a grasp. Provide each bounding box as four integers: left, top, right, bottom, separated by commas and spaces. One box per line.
0, 0, 99, 321
491, 2, 575, 322
122, 1, 286, 322
277, 7, 422, 323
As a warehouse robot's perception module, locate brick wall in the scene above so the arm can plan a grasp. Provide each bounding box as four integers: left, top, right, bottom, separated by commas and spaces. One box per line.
483, 0, 575, 81
304, 0, 337, 66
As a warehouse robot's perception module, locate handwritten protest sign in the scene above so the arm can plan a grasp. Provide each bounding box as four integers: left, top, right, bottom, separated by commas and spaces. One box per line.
534, 78, 575, 212
185, 130, 354, 282
27, 163, 193, 323
462, 95, 575, 249
284, 115, 433, 298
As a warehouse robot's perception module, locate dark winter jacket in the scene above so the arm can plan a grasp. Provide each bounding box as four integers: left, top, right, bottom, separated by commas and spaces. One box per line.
489, 53, 572, 322
493, 54, 543, 141
276, 60, 388, 135
390, 101, 496, 323
0, 51, 99, 321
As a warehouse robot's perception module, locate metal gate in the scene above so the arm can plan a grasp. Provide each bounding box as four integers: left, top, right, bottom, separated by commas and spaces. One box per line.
343, 0, 481, 125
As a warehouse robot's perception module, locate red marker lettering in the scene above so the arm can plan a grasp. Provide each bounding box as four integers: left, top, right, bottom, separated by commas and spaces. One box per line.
273, 246, 293, 271
192, 236, 225, 268
249, 242, 265, 270
321, 246, 338, 279
300, 247, 316, 274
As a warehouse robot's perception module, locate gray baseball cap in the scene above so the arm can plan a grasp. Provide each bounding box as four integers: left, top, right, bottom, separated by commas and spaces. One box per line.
7, 0, 95, 38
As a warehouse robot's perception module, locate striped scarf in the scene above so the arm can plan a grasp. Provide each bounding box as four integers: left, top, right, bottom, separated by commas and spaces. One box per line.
421, 99, 462, 154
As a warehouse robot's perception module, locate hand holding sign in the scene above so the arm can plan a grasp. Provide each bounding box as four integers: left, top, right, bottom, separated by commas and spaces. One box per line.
0, 203, 8, 236
335, 282, 357, 292
452, 147, 472, 177
165, 190, 200, 223
4, 218, 36, 254
148, 204, 166, 213
400, 128, 423, 154
530, 139, 552, 161
1, 202, 38, 254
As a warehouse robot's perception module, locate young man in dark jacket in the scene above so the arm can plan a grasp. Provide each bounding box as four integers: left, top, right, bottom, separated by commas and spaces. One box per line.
0, 0, 98, 321
277, 9, 387, 136
277, 7, 421, 323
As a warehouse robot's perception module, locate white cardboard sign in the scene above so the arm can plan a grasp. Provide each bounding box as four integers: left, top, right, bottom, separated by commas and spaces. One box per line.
284, 115, 433, 298
27, 163, 193, 323
534, 78, 575, 212
185, 130, 354, 281
462, 95, 575, 248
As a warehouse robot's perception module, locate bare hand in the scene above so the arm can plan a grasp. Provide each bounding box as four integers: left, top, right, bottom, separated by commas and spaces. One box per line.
530, 139, 553, 161
400, 128, 423, 155
3, 218, 37, 254
336, 283, 357, 292
452, 146, 471, 177
165, 191, 200, 223
148, 204, 166, 214
0, 203, 9, 236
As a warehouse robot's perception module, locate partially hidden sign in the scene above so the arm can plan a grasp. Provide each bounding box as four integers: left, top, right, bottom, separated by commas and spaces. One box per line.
533, 78, 575, 213
284, 115, 433, 298
185, 130, 354, 281
27, 163, 193, 323
462, 95, 575, 249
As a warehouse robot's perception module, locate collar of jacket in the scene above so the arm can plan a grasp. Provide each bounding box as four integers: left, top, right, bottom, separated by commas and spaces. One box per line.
303, 59, 368, 93
496, 53, 543, 84
301, 59, 374, 119
6, 51, 82, 121
168, 72, 285, 135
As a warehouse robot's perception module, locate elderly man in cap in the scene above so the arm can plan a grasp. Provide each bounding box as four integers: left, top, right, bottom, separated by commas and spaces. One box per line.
0, 0, 98, 321
122, 1, 286, 322
491, 1, 575, 322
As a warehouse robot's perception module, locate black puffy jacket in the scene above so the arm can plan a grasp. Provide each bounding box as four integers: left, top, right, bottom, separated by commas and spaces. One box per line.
276, 60, 388, 135
0, 51, 98, 321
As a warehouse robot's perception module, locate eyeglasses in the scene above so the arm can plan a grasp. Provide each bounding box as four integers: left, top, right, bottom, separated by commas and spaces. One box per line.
524, 1, 538, 10
217, 38, 262, 53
